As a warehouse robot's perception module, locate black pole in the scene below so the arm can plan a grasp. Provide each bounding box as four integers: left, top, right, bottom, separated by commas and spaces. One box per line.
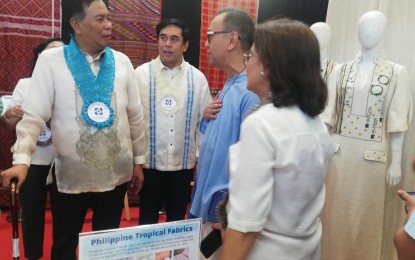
10, 177, 19, 260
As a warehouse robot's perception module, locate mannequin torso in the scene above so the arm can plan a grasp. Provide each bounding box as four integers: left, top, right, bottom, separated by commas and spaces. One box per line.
357, 11, 386, 90
321, 10, 413, 260
310, 22, 334, 80
311, 22, 336, 127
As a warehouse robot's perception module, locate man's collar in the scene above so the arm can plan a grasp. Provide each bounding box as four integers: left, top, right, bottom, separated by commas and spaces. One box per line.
83, 49, 107, 64
155, 56, 185, 71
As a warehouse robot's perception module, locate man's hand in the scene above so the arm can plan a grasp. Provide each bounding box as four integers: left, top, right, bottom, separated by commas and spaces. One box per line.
203, 91, 222, 121
212, 222, 226, 241
6, 105, 23, 123
1, 105, 24, 129
130, 164, 144, 196
1, 164, 29, 191
7, 105, 24, 119
397, 190, 415, 216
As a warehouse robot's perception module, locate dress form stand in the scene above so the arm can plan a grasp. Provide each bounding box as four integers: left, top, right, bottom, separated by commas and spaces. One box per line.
310, 22, 336, 129
310, 22, 335, 82
321, 11, 412, 260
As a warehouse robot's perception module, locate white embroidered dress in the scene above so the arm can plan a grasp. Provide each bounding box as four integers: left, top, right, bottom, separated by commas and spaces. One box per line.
321, 52, 412, 260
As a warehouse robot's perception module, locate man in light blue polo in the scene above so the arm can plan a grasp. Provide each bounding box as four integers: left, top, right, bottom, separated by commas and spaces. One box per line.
188, 7, 259, 259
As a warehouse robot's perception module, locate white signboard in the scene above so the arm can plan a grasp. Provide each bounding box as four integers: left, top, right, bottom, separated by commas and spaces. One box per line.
79, 218, 201, 260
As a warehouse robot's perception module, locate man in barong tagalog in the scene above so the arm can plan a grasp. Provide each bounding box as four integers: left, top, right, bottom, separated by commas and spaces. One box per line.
0, 0, 147, 259
134, 18, 211, 225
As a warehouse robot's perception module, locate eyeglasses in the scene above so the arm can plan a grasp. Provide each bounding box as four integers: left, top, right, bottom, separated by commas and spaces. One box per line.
206, 30, 232, 43
243, 53, 256, 66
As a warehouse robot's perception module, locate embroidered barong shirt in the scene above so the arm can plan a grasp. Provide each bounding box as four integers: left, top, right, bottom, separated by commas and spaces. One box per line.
12, 46, 147, 193
134, 57, 211, 171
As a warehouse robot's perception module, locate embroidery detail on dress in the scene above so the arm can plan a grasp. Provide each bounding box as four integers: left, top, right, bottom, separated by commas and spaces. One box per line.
322, 59, 335, 83
333, 59, 395, 142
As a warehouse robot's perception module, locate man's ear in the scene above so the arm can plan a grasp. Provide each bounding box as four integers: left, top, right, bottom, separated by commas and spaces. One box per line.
70, 17, 81, 35
228, 31, 239, 48
183, 41, 189, 52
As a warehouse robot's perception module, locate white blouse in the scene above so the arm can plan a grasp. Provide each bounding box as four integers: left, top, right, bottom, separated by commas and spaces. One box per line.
228, 104, 335, 259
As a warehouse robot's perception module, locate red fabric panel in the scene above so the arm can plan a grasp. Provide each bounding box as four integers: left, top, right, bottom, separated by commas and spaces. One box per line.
0, 0, 61, 94
199, 0, 258, 92
109, 0, 162, 68
0, 0, 60, 203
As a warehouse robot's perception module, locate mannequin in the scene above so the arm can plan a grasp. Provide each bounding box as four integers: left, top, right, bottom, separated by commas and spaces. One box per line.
357, 11, 405, 185
321, 11, 412, 260
310, 22, 335, 81
311, 22, 336, 129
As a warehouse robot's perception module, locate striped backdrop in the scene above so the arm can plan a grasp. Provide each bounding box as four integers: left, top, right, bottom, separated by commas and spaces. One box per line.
0, 0, 61, 94
0, 0, 60, 183
109, 0, 161, 68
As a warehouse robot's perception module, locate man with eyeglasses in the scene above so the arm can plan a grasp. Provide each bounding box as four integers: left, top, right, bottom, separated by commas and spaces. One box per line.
188, 7, 259, 259
134, 18, 211, 225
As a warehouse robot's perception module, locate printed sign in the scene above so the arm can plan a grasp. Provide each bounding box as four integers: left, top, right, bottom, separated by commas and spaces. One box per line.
79, 218, 201, 260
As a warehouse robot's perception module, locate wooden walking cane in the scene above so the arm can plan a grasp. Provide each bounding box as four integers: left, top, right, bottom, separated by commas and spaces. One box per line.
10, 177, 19, 260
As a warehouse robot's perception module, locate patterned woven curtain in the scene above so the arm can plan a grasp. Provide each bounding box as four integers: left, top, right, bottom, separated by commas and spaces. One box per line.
0, 0, 61, 95
0, 0, 60, 177
199, 0, 258, 93
109, 0, 161, 68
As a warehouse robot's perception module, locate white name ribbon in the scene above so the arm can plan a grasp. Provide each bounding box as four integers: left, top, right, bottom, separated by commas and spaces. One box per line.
87, 102, 111, 123
160, 95, 177, 111
37, 127, 52, 142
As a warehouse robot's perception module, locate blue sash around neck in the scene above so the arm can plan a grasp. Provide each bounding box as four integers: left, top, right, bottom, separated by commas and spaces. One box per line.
64, 37, 115, 128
